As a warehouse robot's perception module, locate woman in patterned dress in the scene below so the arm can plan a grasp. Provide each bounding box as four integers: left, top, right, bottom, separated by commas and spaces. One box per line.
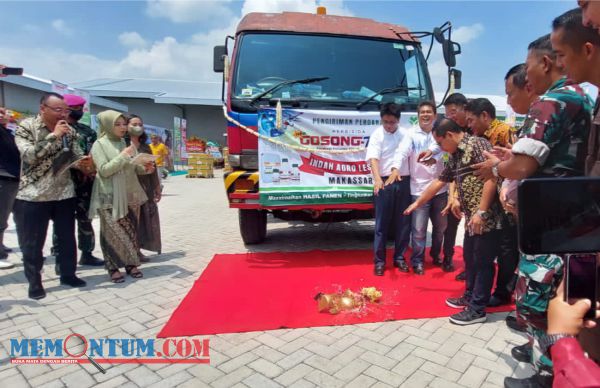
89, 110, 153, 282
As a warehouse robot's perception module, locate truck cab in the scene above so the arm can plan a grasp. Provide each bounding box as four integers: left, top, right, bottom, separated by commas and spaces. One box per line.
215, 9, 460, 244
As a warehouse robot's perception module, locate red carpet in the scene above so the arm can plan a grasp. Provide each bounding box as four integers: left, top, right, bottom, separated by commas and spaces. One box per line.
158, 248, 513, 337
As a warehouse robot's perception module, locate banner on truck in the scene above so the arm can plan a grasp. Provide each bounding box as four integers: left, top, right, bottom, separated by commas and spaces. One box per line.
258, 108, 415, 206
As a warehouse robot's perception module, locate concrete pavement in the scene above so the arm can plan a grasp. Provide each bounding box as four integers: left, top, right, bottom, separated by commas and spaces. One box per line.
0, 170, 534, 387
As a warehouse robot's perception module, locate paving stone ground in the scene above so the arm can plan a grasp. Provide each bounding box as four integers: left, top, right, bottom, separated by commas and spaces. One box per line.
0, 170, 534, 387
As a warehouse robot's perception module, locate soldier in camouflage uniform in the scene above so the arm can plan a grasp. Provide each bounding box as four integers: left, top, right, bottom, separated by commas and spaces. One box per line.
473, 34, 592, 388
515, 45, 592, 387
52, 95, 103, 267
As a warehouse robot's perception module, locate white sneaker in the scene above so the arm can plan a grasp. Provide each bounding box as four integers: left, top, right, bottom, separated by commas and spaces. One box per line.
0, 260, 15, 269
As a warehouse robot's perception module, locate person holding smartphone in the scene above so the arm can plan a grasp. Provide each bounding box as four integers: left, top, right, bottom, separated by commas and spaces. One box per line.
551, 4, 600, 366
473, 34, 593, 388
544, 278, 600, 387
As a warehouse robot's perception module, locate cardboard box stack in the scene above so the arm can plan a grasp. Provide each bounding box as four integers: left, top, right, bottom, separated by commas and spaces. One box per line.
223, 147, 232, 173
187, 153, 214, 178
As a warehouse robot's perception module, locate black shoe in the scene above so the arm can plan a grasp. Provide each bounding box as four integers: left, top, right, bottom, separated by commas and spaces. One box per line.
374, 265, 385, 276
488, 295, 512, 307
432, 257, 442, 266
394, 260, 409, 273
442, 258, 455, 272
511, 343, 532, 363
449, 308, 486, 325
60, 276, 87, 287
506, 315, 527, 333
28, 284, 46, 300
79, 253, 104, 266
446, 295, 469, 309
504, 374, 552, 388
455, 270, 466, 281
413, 265, 425, 275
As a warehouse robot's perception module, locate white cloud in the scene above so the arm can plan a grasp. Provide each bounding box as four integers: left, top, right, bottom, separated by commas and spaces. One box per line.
451, 23, 484, 45
51, 19, 72, 36
146, 0, 234, 23
424, 23, 484, 94
119, 36, 215, 80
118, 32, 148, 48
5, 0, 355, 85
241, 0, 352, 16
0, 45, 117, 83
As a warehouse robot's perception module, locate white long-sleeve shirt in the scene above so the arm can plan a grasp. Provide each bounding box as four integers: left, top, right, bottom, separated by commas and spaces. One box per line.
365, 125, 410, 177
394, 125, 448, 196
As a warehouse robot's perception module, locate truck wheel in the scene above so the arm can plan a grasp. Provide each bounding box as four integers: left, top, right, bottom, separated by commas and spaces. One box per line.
239, 209, 267, 244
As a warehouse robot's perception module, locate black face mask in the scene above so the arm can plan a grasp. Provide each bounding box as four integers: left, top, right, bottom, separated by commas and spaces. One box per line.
69, 110, 84, 121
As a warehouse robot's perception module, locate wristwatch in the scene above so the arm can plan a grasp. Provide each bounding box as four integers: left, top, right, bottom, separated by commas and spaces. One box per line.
475, 209, 488, 218
491, 161, 501, 178
539, 333, 575, 355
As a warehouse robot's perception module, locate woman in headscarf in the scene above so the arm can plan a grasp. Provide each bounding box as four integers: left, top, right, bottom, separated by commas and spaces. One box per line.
89, 110, 153, 282
126, 114, 162, 259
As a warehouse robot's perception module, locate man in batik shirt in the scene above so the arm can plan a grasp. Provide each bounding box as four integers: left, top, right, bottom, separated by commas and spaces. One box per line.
464, 98, 519, 309
405, 118, 504, 326
474, 34, 592, 388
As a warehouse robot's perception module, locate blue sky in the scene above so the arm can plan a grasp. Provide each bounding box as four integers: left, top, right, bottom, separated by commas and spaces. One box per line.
0, 0, 577, 96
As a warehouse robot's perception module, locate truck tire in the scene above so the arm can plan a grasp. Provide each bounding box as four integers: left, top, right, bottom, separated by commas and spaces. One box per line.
239, 209, 267, 244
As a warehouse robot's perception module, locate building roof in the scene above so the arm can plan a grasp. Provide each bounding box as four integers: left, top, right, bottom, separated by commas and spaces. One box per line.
237, 12, 416, 42
1, 74, 128, 111
70, 78, 223, 106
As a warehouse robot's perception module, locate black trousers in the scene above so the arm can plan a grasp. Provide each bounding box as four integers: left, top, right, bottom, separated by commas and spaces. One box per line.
0, 178, 19, 239
443, 212, 461, 259
14, 198, 77, 284
52, 178, 95, 255
463, 229, 502, 314
493, 216, 519, 299
373, 177, 411, 266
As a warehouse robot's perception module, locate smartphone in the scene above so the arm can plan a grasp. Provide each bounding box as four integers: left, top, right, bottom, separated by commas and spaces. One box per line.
0, 67, 23, 76
518, 177, 600, 254
565, 254, 598, 319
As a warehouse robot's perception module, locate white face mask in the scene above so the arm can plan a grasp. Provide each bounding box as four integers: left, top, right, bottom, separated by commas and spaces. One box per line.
128, 125, 144, 136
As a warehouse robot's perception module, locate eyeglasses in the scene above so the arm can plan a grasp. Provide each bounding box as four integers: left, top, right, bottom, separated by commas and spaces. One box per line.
43, 104, 72, 114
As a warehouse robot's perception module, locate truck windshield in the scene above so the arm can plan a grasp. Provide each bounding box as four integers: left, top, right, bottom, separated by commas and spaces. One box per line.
231, 33, 433, 111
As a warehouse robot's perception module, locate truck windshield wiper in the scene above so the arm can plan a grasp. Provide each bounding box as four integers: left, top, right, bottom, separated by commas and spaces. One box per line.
356, 86, 420, 109
249, 77, 329, 105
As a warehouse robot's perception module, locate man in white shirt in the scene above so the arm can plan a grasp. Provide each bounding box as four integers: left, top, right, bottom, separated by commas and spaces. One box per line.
395, 101, 450, 275
366, 103, 412, 276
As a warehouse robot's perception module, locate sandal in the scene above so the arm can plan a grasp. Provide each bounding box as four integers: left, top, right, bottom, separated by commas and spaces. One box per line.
125, 266, 143, 278
109, 270, 125, 283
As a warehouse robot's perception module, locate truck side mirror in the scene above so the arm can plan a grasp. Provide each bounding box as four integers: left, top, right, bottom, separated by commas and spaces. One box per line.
442, 40, 461, 68
451, 69, 462, 90
213, 45, 227, 73
433, 27, 445, 44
